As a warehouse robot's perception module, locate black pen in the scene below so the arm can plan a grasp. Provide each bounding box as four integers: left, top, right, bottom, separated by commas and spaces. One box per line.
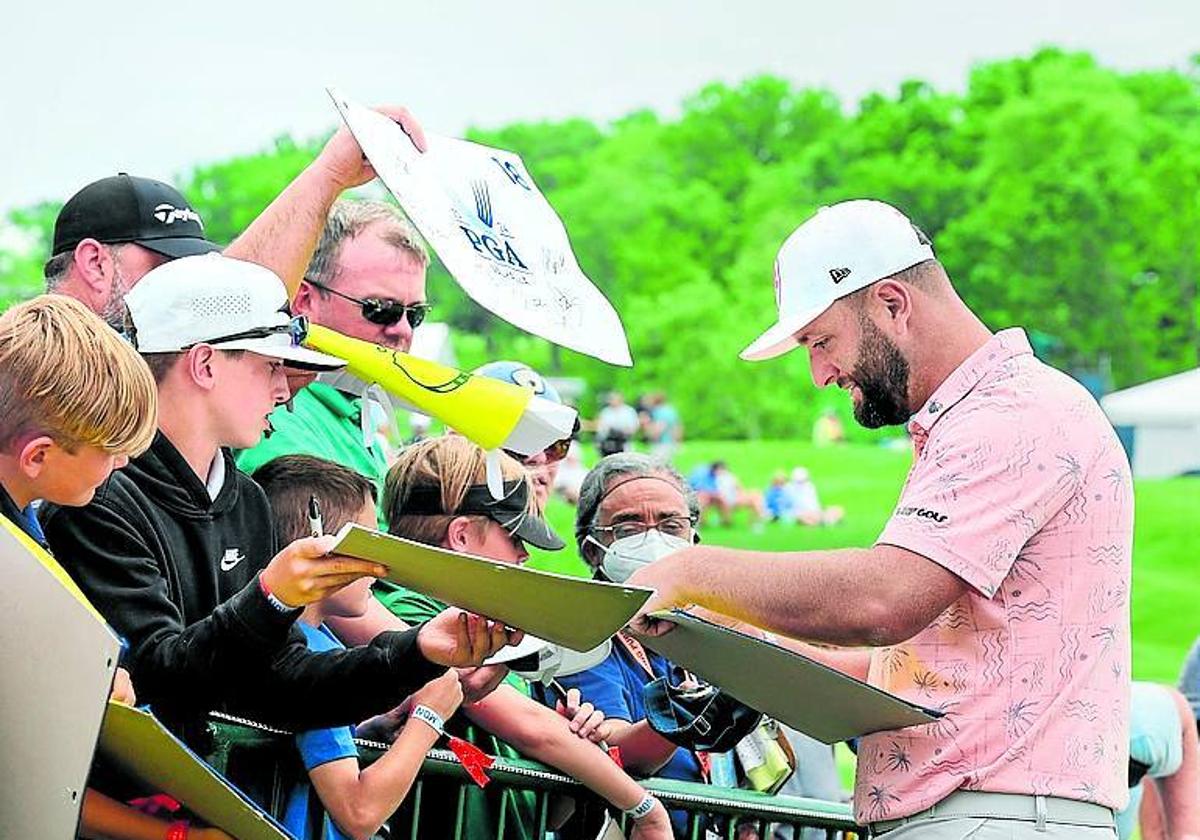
308, 494, 324, 538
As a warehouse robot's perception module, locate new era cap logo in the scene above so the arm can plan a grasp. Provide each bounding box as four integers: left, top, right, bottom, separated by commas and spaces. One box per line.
829, 267, 851, 284
153, 203, 204, 229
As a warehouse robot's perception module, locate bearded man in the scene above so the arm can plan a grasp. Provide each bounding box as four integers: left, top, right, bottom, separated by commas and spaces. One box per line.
630, 200, 1133, 839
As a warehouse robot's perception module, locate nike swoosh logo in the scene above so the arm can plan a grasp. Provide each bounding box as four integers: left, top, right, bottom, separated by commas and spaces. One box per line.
219, 552, 244, 572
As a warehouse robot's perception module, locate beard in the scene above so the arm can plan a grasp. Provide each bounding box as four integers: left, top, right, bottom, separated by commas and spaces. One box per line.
848, 315, 912, 429
100, 262, 131, 331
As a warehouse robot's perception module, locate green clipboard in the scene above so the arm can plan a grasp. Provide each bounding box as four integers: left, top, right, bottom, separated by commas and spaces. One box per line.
332, 523, 651, 651
98, 702, 291, 840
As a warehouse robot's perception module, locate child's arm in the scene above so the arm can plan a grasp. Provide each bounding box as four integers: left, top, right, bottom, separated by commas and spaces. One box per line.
80, 789, 231, 840
463, 686, 672, 837
307, 671, 463, 840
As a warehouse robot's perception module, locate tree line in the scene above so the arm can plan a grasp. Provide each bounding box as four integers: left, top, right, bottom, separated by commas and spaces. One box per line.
3, 48, 1198, 439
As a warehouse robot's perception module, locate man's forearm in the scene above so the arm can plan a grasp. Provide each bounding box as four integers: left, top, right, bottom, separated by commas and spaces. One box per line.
661, 544, 958, 647
224, 163, 343, 297
667, 546, 883, 644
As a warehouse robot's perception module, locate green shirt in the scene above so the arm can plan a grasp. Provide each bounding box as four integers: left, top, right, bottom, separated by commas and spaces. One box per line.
236, 383, 389, 527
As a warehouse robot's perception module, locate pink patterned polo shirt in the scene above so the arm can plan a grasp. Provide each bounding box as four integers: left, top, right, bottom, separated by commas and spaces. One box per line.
855, 328, 1133, 824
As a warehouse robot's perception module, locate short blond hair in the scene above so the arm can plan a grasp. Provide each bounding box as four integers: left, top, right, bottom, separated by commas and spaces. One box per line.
384, 436, 536, 546
0, 295, 157, 456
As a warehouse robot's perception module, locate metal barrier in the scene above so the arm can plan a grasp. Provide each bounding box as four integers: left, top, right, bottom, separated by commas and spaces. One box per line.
205, 713, 860, 840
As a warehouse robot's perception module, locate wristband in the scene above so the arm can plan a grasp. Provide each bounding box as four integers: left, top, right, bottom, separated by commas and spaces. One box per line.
411, 704, 446, 736
257, 573, 298, 613
624, 793, 657, 821
166, 821, 189, 840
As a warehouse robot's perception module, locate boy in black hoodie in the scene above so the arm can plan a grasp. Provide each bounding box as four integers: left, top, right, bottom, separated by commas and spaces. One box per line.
41, 253, 517, 749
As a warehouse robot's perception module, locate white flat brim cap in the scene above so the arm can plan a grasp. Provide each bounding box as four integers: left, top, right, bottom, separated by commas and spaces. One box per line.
740, 199, 935, 361
220, 332, 346, 371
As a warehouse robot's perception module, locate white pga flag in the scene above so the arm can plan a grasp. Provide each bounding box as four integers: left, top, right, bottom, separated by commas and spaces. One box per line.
328, 88, 633, 367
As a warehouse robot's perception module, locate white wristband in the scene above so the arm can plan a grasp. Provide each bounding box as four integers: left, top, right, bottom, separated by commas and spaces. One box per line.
624, 793, 657, 821
411, 704, 445, 737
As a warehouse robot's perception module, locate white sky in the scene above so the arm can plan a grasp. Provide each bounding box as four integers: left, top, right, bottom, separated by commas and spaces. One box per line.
1, 0, 1196, 217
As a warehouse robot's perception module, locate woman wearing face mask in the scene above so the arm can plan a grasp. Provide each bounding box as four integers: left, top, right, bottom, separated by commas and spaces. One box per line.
546, 452, 709, 834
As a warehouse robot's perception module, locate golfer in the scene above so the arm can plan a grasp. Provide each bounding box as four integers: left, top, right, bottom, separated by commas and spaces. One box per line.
629, 200, 1133, 838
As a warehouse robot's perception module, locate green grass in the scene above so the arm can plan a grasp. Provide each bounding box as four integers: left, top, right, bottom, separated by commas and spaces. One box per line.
527, 439, 1200, 684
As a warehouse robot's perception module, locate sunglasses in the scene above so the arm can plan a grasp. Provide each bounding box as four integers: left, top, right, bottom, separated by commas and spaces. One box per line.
505, 418, 580, 466
306, 278, 431, 329
188, 315, 309, 348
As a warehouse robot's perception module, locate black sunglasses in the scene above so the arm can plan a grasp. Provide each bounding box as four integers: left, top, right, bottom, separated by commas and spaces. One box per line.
306, 278, 431, 329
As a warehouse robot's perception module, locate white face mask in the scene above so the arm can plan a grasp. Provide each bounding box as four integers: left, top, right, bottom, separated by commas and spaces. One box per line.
591, 530, 691, 584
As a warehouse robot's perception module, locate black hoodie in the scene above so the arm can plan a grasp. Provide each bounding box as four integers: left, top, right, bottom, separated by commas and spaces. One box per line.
40, 432, 443, 747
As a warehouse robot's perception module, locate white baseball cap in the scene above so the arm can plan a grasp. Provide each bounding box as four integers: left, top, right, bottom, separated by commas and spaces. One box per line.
124, 253, 346, 371
740, 199, 935, 361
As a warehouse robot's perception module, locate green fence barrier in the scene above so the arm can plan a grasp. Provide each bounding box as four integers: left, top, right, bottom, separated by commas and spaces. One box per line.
205, 713, 859, 840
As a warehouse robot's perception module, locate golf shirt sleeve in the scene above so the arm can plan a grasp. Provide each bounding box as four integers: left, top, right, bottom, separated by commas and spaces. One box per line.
876, 403, 1080, 598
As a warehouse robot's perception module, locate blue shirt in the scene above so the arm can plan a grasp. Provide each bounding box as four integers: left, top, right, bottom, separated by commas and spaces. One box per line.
282, 623, 358, 840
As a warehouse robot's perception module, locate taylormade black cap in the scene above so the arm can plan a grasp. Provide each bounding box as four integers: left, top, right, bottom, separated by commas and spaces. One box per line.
51, 174, 220, 259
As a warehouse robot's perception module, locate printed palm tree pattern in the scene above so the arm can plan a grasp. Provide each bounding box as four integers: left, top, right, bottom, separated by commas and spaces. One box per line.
853, 329, 1133, 825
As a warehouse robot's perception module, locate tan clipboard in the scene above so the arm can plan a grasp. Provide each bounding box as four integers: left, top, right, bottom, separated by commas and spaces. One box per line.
332, 523, 652, 651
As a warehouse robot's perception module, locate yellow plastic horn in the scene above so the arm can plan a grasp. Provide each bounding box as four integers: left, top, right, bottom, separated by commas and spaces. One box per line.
304, 324, 531, 451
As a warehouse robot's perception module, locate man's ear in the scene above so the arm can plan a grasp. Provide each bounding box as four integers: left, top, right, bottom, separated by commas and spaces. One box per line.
291, 282, 318, 318
73, 239, 114, 301
183, 345, 218, 391
445, 516, 474, 551
873, 280, 914, 334
17, 436, 56, 480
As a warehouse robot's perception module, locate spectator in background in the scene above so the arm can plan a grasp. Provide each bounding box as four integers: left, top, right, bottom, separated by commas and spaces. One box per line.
595, 391, 640, 456
1117, 682, 1200, 840
713, 461, 767, 528
553, 442, 588, 506
764, 472, 795, 522
474, 360, 575, 509
687, 461, 730, 526
811, 408, 846, 447
644, 391, 684, 462
786, 467, 844, 526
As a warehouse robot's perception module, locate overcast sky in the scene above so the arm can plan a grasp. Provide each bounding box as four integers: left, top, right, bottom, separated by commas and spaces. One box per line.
2, 0, 1197, 218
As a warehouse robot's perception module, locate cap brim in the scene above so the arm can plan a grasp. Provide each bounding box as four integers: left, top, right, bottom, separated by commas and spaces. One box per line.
511, 513, 565, 551
136, 236, 221, 259
739, 304, 827, 362
220, 338, 347, 371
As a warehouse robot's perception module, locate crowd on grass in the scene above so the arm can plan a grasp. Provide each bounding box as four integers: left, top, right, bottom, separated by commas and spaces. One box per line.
1, 104, 1198, 840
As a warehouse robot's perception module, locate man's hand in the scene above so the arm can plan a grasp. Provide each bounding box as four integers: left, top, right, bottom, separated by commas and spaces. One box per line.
555, 687, 607, 742
625, 550, 692, 636
315, 105, 428, 191
260, 535, 387, 609
417, 608, 523, 667
109, 667, 136, 705
458, 664, 510, 704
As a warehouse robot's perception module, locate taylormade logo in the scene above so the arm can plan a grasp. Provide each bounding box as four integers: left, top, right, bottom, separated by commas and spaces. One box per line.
153, 203, 204, 228
829, 267, 851, 284
219, 548, 245, 572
